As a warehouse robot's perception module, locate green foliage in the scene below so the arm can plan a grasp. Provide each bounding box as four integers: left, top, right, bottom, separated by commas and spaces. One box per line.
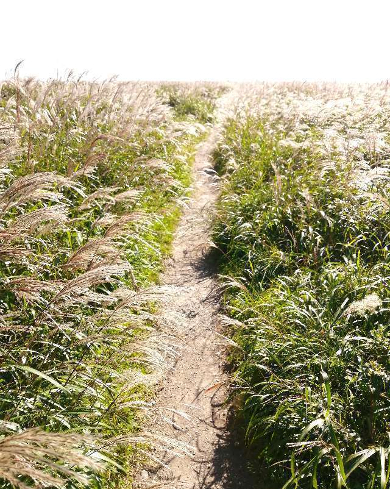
158, 83, 227, 123
0, 77, 220, 488
214, 84, 390, 488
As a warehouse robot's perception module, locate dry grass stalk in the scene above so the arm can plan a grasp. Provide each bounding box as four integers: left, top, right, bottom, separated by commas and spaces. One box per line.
0, 205, 68, 242
104, 212, 147, 238
63, 237, 121, 271
52, 263, 131, 304
0, 428, 104, 489
7, 277, 62, 304
0, 173, 83, 213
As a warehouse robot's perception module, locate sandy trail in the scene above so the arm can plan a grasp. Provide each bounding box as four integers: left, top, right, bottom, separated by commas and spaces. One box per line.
137, 91, 255, 489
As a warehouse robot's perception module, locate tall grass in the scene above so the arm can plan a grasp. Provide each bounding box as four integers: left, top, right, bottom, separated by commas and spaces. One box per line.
158, 82, 227, 123
214, 83, 390, 488
0, 74, 224, 488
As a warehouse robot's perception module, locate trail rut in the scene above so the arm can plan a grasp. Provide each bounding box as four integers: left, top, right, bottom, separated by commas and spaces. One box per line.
137, 92, 255, 489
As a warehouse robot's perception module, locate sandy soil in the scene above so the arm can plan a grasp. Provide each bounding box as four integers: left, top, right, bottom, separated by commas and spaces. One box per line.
136, 91, 256, 489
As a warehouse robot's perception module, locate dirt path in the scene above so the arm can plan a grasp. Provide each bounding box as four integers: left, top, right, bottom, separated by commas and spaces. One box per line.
136, 92, 256, 489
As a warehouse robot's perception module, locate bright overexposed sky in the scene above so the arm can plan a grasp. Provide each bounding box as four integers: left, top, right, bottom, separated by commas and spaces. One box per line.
2, 0, 390, 82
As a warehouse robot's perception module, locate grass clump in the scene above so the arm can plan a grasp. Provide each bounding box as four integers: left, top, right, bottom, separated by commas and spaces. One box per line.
0, 74, 222, 488
214, 83, 390, 488
158, 82, 227, 123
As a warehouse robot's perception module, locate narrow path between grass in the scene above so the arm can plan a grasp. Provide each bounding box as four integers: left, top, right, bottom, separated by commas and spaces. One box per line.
136, 90, 256, 489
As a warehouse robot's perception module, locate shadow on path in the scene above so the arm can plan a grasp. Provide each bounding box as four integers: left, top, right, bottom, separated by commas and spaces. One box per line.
191, 250, 259, 489
195, 406, 258, 489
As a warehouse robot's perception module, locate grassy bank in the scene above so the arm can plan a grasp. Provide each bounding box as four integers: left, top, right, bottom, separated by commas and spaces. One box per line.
0, 76, 224, 488
214, 83, 390, 488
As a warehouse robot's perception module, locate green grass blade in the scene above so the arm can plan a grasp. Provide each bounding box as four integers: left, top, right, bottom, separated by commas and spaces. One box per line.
14, 365, 70, 393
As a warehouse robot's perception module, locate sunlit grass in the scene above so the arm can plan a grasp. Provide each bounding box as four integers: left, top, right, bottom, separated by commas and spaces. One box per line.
0, 75, 225, 488
214, 82, 390, 489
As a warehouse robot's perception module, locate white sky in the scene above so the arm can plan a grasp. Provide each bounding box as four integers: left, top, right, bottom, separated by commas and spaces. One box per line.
1, 0, 390, 82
